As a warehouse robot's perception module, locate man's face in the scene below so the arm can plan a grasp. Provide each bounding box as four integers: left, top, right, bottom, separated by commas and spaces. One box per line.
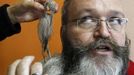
65, 0, 126, 56
61, 0, 129, 75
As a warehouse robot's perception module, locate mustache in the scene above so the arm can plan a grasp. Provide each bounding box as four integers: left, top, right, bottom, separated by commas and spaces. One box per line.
76, 38, 126, 51
72, 38, 129, 59
85, 38, 116, 51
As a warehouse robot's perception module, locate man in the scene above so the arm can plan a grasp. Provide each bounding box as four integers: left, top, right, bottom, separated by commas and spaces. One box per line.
7, 0, 134, 75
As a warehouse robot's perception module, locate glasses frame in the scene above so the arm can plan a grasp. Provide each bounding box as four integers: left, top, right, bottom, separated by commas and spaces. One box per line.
71, 17, 128, 31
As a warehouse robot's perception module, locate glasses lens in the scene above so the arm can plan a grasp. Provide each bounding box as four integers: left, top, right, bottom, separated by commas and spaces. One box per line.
108, 18, 128, 31
76, 18, 97, 31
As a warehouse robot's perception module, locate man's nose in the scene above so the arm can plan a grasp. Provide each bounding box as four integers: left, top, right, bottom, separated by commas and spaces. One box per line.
94, 21, 111, 38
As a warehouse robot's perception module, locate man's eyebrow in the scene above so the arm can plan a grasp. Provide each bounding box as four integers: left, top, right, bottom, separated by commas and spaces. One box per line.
78, 9, 97, 15
108, 10, 125, 18
76, 9, 99, 18
69, 9, 95, 21
77, 9, 125, 17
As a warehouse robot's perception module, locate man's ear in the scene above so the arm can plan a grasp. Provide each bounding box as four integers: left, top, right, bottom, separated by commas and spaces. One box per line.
60, 25, 66, 37
125, 34, 131, 47
60, 25, 68, 44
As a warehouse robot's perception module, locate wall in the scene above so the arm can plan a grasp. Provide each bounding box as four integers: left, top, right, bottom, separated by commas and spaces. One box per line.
0, 0, 133, 75
121, 0, 134, 61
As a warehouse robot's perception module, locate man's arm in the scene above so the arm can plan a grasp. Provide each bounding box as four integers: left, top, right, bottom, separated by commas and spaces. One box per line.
0, 4, 21, 41
0, 0, 58, 41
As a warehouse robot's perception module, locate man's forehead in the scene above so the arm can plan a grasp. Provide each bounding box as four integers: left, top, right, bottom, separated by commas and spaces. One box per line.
67, 0, 124, 17
67, 0, 122, 7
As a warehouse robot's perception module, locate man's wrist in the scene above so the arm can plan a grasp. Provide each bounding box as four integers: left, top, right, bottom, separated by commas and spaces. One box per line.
7, 6, 18, 25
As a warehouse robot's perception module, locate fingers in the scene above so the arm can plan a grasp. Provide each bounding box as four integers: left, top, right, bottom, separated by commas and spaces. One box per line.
8, 59, 21, 75
31, 62, 43, 75
23, 0, 59, 13
12, 0, 59, 22
8, 56, 43, 75
46, 0, 59, 13
23, 0, 45, 11
32, 2, 46, 11
34, 0, 47, 4
33, 0, 59, 13
16, 56, 35, 75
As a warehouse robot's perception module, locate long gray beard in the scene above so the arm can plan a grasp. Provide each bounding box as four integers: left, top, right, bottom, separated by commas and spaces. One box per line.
42, 55, 123, 75
42, 38, 129, 75
68, 56, 123, 75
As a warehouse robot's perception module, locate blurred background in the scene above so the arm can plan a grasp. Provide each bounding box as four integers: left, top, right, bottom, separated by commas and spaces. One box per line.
0, 0, 133, 75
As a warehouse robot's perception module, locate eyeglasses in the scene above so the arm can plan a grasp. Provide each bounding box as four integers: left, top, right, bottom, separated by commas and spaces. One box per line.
71, 17, 128, 31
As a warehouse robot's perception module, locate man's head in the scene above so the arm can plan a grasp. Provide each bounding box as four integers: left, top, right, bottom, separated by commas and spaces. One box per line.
61, 0, 130, 75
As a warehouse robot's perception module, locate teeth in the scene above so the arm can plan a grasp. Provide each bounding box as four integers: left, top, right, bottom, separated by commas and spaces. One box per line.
98, 46, 106, 49
97, 46, 107, 49
96, 45, 111, 50
95, 45, 112, 51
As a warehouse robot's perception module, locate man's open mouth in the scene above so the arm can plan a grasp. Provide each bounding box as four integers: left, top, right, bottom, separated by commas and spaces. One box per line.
94, 44, 113, 55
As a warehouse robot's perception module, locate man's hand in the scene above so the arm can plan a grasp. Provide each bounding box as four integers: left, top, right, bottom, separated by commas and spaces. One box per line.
7, 56, 45, 75
7, 0, 58, 24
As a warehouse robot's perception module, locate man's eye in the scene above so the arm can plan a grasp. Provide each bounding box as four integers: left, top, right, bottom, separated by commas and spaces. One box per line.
79, 16, 93, 24
77, 16, 97, 29
109, 18, 124, 25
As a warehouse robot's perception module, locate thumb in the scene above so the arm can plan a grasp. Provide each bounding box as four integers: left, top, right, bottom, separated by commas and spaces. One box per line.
31, 62, 43, 75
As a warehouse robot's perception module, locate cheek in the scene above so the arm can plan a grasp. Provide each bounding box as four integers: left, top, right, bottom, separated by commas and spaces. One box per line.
66, 26, 94, 47
110, 30, 126, 46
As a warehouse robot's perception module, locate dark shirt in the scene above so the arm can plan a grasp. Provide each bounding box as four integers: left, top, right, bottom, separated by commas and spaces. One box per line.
0, 4, 21, 41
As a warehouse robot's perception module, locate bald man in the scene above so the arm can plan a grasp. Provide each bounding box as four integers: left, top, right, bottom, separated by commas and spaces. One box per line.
7, 0, 134, 75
